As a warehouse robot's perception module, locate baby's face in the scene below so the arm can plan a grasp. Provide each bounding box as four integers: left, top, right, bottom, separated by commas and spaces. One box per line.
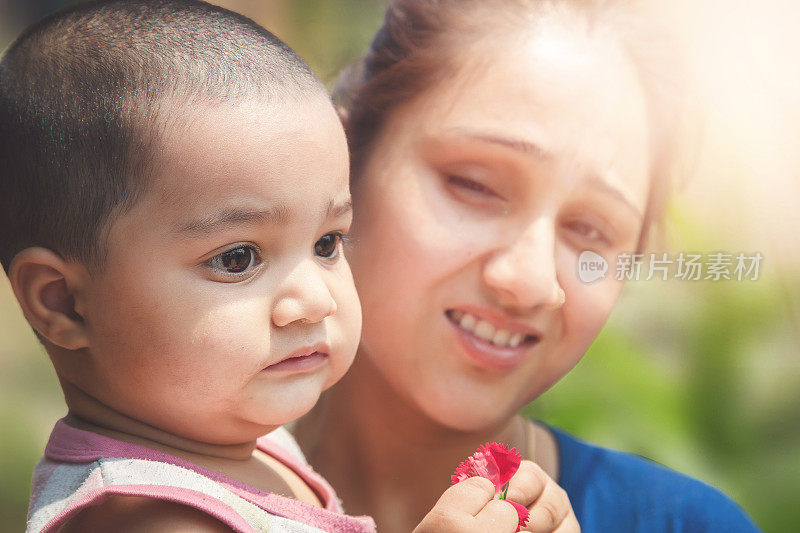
75, 96, 360, 444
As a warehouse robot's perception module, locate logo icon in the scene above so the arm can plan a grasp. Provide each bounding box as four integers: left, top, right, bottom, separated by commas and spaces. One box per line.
578, 250, 608, 283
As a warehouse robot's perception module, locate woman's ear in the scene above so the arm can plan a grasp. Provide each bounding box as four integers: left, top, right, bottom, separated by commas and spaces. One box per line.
8, 247, 89, 350
336, 105, 350, 131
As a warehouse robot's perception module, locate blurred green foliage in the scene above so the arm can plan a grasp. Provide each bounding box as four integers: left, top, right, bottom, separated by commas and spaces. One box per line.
0, 278, 64, 531
1, 1, 798, 532
268, 0, 386, 84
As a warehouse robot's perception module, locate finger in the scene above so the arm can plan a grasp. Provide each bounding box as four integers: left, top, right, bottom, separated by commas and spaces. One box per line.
436, 477, 497, 517
524, 479, 572, 533
413, 478, 501, 533
505, 460, 548, 507
473, 499, 522, 533
553, 511, 581, 533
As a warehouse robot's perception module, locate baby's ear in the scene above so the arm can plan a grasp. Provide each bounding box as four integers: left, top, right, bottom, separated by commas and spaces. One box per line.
7, 248, 89, 350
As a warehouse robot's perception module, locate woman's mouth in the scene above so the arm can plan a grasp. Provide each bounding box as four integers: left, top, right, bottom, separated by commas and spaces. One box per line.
445, 309, 541, 371
446, 309, 540, 347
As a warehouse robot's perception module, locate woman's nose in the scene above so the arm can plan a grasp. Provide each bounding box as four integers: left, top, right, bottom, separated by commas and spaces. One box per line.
272, 259, 337, 327
482, 218, 564, 311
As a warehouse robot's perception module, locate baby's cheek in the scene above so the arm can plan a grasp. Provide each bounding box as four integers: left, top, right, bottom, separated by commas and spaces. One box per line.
189, 306, 269, 367
326, 281, 362, 384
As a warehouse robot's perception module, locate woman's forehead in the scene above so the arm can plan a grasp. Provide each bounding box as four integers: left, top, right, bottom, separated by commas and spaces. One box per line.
389, 25, 652, 211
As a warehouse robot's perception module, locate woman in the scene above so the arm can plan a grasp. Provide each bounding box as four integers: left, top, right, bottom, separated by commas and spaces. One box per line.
295, 0, 760, 531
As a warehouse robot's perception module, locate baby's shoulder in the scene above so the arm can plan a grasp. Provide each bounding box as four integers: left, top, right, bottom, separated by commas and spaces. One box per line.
260, 425, 309, 464
547, 425, 761, 532
60, 495, 231, 532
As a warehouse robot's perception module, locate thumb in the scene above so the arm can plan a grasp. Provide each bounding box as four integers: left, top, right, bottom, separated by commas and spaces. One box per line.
473, 499, 523, 532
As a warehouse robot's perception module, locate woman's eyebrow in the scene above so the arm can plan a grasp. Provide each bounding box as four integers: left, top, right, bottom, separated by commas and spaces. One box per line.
442, 128, 554, 160
440, 129, 644, 219
587, 176, 643, 220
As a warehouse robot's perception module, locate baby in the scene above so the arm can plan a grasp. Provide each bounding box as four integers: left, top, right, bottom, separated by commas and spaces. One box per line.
0, 1, 541, 532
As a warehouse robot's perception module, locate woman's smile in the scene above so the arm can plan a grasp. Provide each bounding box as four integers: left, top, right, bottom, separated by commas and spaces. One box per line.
444, 308, 543, 371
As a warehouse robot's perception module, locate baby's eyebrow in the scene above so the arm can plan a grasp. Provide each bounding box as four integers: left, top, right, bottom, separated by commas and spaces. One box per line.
175, 205, 291, 236
174, 198, 352, 237
326, 198, 352, 219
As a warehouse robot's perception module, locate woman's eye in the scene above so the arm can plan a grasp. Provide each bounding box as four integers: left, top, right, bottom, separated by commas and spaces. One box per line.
205, 246, 261, 279
315, 232, 343, 259
447, 175, 496, 197
566, 221, 606, 243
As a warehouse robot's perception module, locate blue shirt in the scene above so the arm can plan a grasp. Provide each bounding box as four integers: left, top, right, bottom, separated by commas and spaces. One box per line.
549, 425, 762, 532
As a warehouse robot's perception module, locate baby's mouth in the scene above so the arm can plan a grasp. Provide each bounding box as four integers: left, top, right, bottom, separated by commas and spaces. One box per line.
263, 342, 331, 373
263, 351, 328, 373
445, 309, 540, 348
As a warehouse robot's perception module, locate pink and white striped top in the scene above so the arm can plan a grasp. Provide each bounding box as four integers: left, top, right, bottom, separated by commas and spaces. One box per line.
27, 418, 376, 533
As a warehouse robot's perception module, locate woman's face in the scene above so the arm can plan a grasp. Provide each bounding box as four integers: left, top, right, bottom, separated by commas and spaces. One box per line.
348, 21, 652, 431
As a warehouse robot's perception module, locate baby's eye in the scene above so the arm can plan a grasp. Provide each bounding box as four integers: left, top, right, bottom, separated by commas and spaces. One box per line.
205, 245, 262, 280
315, 232, 344, 260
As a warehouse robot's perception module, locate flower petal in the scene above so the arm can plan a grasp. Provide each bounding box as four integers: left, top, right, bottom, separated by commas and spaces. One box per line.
451, 446, 500, 487
507, 500, 530, 532
484, 442, 522, 487
451, 442, 523, 492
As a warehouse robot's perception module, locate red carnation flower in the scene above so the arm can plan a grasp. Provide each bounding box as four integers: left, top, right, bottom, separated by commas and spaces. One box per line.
451, 442, 530, 531
507, 501, 531, 532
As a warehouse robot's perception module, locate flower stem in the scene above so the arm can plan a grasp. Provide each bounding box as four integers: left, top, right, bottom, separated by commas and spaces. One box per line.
500, 481, 510, 500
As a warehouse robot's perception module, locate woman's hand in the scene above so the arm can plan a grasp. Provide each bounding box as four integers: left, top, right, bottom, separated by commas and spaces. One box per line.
413, 476, 525, 533
506, 460, 581, 532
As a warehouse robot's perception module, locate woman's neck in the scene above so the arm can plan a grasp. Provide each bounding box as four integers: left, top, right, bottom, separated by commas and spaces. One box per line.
294, 350, 534, 533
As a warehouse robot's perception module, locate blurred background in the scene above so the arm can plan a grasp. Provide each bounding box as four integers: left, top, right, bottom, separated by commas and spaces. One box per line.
0, 0, 798, 531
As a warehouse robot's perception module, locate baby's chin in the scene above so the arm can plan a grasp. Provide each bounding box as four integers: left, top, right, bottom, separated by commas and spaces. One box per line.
210, 356, 352, 438
198, 402, 323, 444
248, 377, 331, 428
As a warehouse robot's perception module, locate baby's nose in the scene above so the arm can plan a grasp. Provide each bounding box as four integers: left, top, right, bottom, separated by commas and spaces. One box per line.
272, 260, 337, 327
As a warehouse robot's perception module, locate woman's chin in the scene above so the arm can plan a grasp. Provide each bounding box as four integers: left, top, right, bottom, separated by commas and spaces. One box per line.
414, 388, 523, 433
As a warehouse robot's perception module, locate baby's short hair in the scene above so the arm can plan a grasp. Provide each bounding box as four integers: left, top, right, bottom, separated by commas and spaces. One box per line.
0, 0, 325, 272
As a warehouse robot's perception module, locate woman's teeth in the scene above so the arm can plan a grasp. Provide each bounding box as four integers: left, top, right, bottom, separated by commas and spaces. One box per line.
449, 310, 527, 348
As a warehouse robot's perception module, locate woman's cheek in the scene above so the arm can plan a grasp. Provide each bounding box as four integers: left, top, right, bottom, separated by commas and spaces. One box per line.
332, 266, 363, 375
563, 274, 621, 345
